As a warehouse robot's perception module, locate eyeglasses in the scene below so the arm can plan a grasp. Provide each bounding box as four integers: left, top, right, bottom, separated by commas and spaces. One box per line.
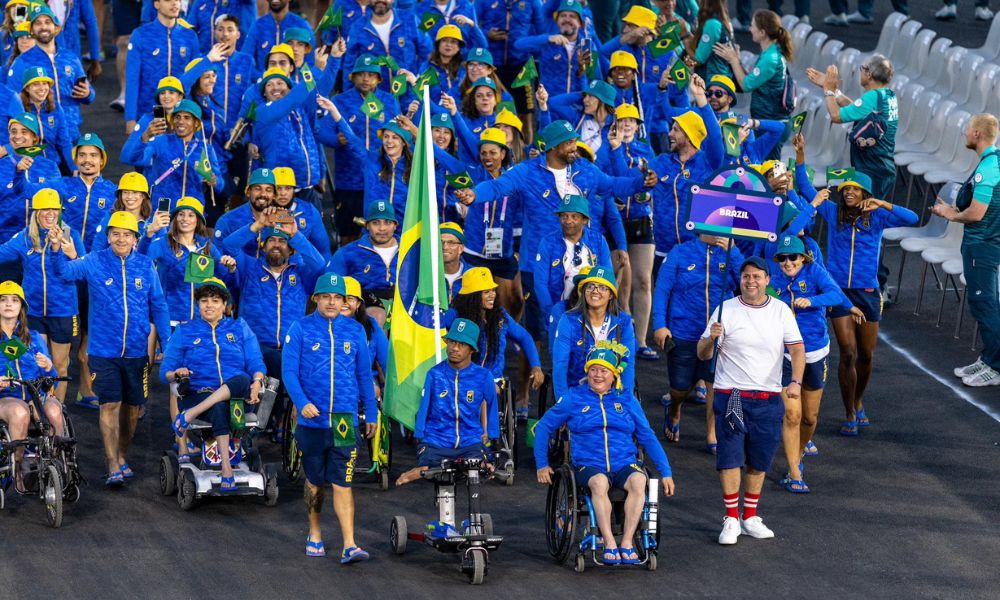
442, 240, 462, 247
775, 254, 801, 263
708, 90, 729, 98
584, 283, 611, 294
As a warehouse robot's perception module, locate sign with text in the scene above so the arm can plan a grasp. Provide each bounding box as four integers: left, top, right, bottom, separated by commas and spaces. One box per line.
686, 185, 784, 242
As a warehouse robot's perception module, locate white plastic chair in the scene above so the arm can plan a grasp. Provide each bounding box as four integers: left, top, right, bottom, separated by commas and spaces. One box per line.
962, 63, 1000, 115
891, 184, 959, 302
781, 14, 799, 30
912, 37, 954, 90
906, 110, 971, 180
895, 99, 956, 161
793, 31, 827, 79
918, 46, 969, 99
862, 12, 909, 60
893, 82, 931, 145
937, 257, 964, 327
969, 13, 1000, 62
899, 29, 936, 80
887, 21, 924, 71
913, 221, 964, 315
790, 22, 812, 55
836, 49, 863, 100
949, 53, 985, 108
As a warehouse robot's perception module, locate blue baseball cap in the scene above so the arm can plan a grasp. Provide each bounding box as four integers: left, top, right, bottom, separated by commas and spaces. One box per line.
314, 272, 348, 296
263, 227, 290, 242
465, 47, 494, 66
351, 54, 383, 75
247, 167, 276, 188
539, 120, 580, 149
366, 200, 398, 223
443, 318, 480, 351
740, 256, 769, 273
555, 194, 590, 218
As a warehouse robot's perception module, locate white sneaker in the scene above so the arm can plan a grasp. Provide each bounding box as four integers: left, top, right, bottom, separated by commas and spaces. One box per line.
846, 11, 873, 23
823, 12, 848, 25
975, 6, 994, 20
963, 366, 1000, 387
799, 15, 811, 24
740, 516, 775, 539
954, 358, 986, 378
935, 4, 957, 19
718, 516, 741, 545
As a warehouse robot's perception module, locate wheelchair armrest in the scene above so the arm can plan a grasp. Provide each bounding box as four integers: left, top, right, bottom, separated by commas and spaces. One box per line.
187, 418, 213, 430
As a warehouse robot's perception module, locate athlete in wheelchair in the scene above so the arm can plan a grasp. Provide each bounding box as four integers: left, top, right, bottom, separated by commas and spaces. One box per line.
161, 279, 278, 505
534, 348, 675, 570
0, 281, 80, 526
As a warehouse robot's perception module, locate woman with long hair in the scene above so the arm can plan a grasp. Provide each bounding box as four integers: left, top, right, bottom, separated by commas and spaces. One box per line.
16, 66, 73, 169
689, 0, 734, 83
92, 172, 159, 253
1, 20, 32, 83
181, 58, 231, 220
536, 80, 617, 157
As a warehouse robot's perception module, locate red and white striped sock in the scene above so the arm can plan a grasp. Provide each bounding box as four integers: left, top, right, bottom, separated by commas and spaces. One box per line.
743, 492, 761, 519
723, 493, 739, 519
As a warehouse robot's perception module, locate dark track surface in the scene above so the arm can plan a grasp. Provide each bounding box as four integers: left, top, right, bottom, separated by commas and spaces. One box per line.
2, 5, 999, 598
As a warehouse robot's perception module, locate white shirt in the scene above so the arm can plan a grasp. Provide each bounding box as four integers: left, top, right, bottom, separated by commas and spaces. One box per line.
547, 166, 582, 198
703, 296, 803, 393
373, 242, 399, 267
372, 16, 395, 49
444, 268, 463, 287
561, 237, 596, 299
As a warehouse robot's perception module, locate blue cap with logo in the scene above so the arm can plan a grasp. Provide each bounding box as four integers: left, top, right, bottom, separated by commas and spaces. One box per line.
366, 200, 398, 223
314, 272, 348, 296
443, 318, 480, 351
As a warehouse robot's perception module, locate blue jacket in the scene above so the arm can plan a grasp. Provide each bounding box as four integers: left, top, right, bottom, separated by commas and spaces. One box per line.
323, 88, 401, 191
412, 0, 486, 46
718, 115, 785, 167
0, 227, 84, 318
205, 52, 258, 127
415, 359, 499, 448
552, 308, 636, 401
532, 228, 611, 315
61, 175, 116, 252
160, 316, 267, 389
609, 140, 654, 220
0, 150, 64, 242
442, 307, 541, 379
470, 154, 645, 272
188, 0, 258, 53
0, 329, 56, 401
139, 134, 224, 205
474, 0, 545, 66
512, 34, 599, 95
600, 37, 677, 87
342, 14, 434, 90
251, 83, 322, 189
816, 200, 917, 289
90, 213, 157, 254
55, 0, 102, 60
14, 99, 75, 169
8, 46, 95, 138
279, 200, 332, 260
769, 261, 851, 353
213, 203, 259, 256
459, 164, 518, 260
52, 247, 171, 359
361, 314, 389, 380
123, 19, 200, 122
533, 385, 671, 475
283, 311, 377, 429
651, 238, 743, 342
327, 232, 398, 292
143, 235, 232, 324
224, 226, 325, 348
243, 11, 314, 69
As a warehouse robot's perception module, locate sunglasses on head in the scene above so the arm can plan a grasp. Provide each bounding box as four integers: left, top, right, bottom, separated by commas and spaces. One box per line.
775, 254, 801, 263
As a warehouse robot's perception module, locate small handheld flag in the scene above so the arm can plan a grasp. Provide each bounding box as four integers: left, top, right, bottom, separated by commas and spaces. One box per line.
194, 146, 213, 183
649, 24, 682, 59
184, 252, 215, 283
445, 172, 474, 189
511, 56, 538, 89
722, 122, 741, 157
332, 413, 357, 447
316, 5, 342, 32
826, 166, 856, 187
668, 57, 689, 89
1, 338, 28, 361
790, 111, 807, 135
413, 67, 439, 95
300, 63, 316, 92
390, 73, 408, 98
375, 55, 399, 71
362, 91, 385, 118
15, 144, 47, 157
419, 11, 442, 32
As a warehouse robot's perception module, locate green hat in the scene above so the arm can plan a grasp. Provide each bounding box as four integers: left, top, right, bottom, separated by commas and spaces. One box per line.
469, 76, 496, 92
583, 79, 616, 107
263, 227, 290, 242
539, 120, 580, 149
465, 47, 494, 66
578, 265, 618, 296
366, 200, 398, 223
584, 347, 621, 377
314, 272, 348, 296
779, 200, 800, 229
440, 222, 466, 245
774, 234, 806, 257
260, 67, 292, 93
708, 74, 738, 99
9, 111, 39, 136
838, 171, 873, 195
555, 194, 590, 218
73, 132, 107, 166
22, 66, 53, 88
282, 27, 313, 45
351, 54, 383, 75
247, 167, 277, 188
172, 99, 202, 120
431, 112, 455, 131
30, 2, 59, 25
378, 120, 413, 146
556, 0, 584, 18
443, 318, 480, 351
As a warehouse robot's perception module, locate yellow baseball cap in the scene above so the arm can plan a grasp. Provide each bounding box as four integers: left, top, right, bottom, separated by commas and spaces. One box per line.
622, 5, 657, 30
459, 267, 498, 295
610, 50, 638, 71
614, 103, 641, 121
673, 111, 707, 150
273, 166, 297, 188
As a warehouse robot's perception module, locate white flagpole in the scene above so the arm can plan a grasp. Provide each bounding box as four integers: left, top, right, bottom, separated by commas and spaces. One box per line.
423, 86, 444, 363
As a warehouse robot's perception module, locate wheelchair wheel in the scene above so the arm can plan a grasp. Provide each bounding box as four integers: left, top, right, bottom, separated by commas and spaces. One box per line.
647, 552, 657, 571
247, 447, 262, 473
574, 553, 586, 573
64, 484, 80, 504
160, 452, 178, 496
264, 470, 279, 507
178, 470, 196, 511
467, 550, 486, 585
545, 464, 577, 564
481, 513, 494, 536
43, 464, 63, 528
280, 405, 302, 482
502, 385, 518, 469
389, 515, 407, 555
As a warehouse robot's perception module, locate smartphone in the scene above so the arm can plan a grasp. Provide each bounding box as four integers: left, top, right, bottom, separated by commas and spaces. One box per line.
157, 198, 171, 214
153, 105, 166, 120
13, 5, 27, 21
75, 76, 87, 87
274, 208, 292, 224
609, 119, 618, 138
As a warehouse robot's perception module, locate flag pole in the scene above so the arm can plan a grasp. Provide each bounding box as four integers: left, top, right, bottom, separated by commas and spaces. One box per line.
423, 85, 444, 362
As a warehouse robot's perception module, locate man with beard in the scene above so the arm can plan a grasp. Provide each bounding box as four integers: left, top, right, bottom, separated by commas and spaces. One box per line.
328, 201, 399, 326
214, 168, 278, 257
51, 211, 172, 487
139, 99, 223, 207
122, 0, 199, 133
441, 222, 469, 301
328, 55, 401, 242
243, 0, 313, 70
7, 4, 95, 142
223, 206, 325, 390
342, 0, 433, 89
513, 0, 598, 95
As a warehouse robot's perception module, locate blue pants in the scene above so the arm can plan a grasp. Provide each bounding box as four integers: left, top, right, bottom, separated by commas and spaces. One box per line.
829, 0, 909, 17
963, 243, 1000, 370
768, 0, 812, 17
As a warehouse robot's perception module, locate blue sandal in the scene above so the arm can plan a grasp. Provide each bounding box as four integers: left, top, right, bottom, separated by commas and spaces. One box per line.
75, 395, 100, 410
803, 440, 819, 456
119, 463, 135, 479
664, 419, 680, 443
602, 548, 620, 565
306, 538, 326, 557
220, 475, 237, 493
705, 442, 718, 455
856, 408, 871, 427
782, 478, 811, 493
341, 546, 370, 564
694, 385, 708, 405
105, 471, 124, 488
172, 412, 189, 436
619, 547, 640, 564
636, 346, 660, 361
840, 420, 859, 436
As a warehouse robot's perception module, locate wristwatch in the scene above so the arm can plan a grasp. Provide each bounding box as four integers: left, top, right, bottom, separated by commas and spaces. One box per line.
790, 379, 802, 385
823, 90, 836, 97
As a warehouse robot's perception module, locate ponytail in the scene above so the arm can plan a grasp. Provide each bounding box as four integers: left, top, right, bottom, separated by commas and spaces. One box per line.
752, 9, 794, 62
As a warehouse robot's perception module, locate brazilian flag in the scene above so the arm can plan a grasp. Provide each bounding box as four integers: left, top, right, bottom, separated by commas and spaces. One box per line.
419, 11, 442, 32
668, 58, 689, 90
230, 398, 245, 432
300, 63, 316, 92
826, 166, 856, 187
413, 67, 439, 95
1, 338, 28, 361
790, 111, 807, 135
648, 25, 682, 59
15, 144, 47, 157
184, 252, 215, 283
390, 73, 408, 98
445, 172, 474, 190
496, 100, 517, 115
525, 418, 539, 448
332, 412, 357, 447
722, 122, 741, 157
361, 91, 384, 118
194, 146, 213, 183
316, 5, 342, 32
246, 100, 258, 123
375, 55, 399, 71
510, 56, 538, 89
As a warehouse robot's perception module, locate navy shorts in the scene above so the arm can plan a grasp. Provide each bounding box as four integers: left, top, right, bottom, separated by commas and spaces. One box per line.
112, 0, 142, 37
296, 426, 358, 487
462, 252, 519, 280
90, 356, 149, 406
782, 356, 828, 390
575, 463, 645, 490
830, 288, 882, 322
667, 338, 715, 392
416, 442, 487, 467
179, 374, 251, 437
713, 390, 784, 472
28, 315, 79, 344
624, 216, 654, 245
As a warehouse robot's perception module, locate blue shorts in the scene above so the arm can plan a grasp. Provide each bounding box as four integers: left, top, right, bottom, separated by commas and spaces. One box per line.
713, 390, 784, 472
179, 375, 251, 437
416, 442, 487, 467
782, 356, 828, 390
90, 356, 149, 406
575, 463, 645, 490
667, 338, 715, 393
830, 288, 882, 322
28, 315, 79, 344
111, 0, 142, 36
296, 426, 358, 487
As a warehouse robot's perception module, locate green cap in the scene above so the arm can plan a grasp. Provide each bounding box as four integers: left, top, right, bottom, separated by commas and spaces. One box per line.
555, 194, 590, 218
351, 54, 383, 75
248, 167, 277, 188
465, 47, 494, 66
584, 347, 621, 376
378, 120, 413, 146
172, 99, 203, 120
443, 318, 480, 351
366, 200, 398, 223
314, 272, 348, 296
9, 111, 39, 136
774, 234, 806, 257
539, 120, 580, 149
264, 227, 290, 242
556, 0, 584, 18
583, 79, 616, 107
282, 27, 313, 45
431, 112, 455, 131
30, 3, 59, 25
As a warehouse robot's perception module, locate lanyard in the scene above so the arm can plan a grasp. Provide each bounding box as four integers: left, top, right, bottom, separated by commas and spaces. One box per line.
483, 195, 508, 226
154, 141, 198, 186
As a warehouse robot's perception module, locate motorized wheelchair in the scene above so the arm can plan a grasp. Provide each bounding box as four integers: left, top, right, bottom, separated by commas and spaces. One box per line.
493, 377, 517, 485
389, 457, 504, 585
159, 376, 280, 509
0, 376, 82, 528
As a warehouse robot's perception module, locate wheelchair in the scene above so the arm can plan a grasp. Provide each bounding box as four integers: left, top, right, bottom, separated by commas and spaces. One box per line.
492, 377, 516, 485
389, 457, 503, 585
0, 376, 82, 528
159, 376, 280, 510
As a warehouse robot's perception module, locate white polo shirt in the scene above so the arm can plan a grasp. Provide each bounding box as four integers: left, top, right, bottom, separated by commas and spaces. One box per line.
702, 295, 803, 393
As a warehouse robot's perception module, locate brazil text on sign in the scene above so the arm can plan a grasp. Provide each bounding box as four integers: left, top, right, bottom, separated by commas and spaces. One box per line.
686, 185, 784, 242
